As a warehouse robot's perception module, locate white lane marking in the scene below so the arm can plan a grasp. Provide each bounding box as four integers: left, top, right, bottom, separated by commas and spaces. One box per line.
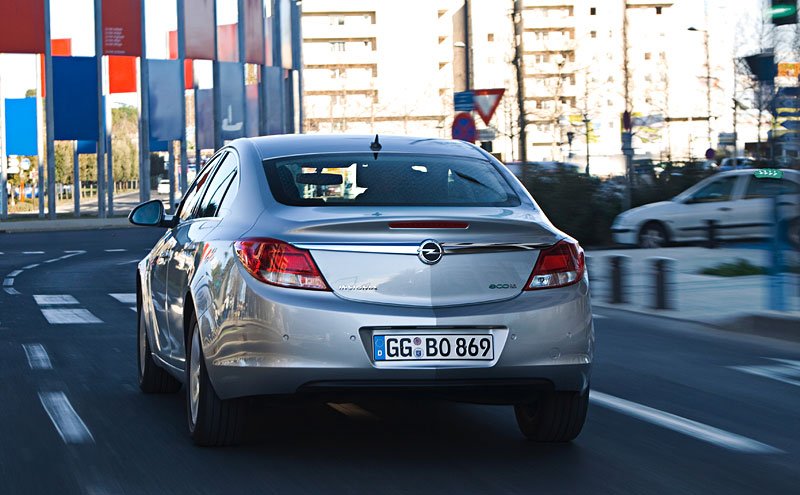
44, 258, 60, 264
109, 293, 136, 305
22, 263, 40, 269
4, 288, 20, 295
23, 251, 45, 255
730, 359, 800, 389
40, 309, 103, 324
104, 249, 127, 252
327, 402, 378, 420
129, 307, 136, 312
3, 278, 14, 286
22, 344, 53, 370
34, 294, 79, 306
38, 391, 94, 444
60, 251, 86, 260
592, 314, 607, 319
589, 391, 782, 454
116, 259, 140, 265
63, 250, 84, 254
8, 270, 23, 277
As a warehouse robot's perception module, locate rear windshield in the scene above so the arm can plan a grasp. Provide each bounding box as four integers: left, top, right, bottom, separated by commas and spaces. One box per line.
263, 153, 520, 207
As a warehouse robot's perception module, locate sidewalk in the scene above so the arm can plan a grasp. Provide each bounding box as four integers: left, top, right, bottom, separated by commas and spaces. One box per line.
587, 246, 800, 340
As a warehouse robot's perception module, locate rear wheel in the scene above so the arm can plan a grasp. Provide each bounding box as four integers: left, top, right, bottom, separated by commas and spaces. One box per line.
186, 317, 247, 446
138, 304, 181, 393
514, 389, 589, 442
638, 221, 668, 249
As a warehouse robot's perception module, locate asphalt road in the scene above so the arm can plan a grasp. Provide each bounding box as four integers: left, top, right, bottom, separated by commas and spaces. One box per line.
1, 228, 799, 494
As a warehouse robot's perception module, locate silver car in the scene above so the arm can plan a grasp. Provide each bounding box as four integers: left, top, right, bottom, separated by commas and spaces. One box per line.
129, 135, 593, 446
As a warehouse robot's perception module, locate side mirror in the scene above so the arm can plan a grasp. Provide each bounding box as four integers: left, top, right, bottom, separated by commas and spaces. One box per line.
128, 199, 175, 228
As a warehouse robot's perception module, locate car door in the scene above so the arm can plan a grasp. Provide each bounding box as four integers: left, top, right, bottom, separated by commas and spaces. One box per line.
155, 153, 222, 365
165, 151, 239, 363
732, 175, 800, 240
147, 231, 175, 356
669, 175, 740, 242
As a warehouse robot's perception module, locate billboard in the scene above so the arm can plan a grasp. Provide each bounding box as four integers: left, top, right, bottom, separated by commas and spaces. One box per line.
148, 60, 184, 141
0, 0, 45, 53
184, 0, 215, 60
102, 0, 142, 56
53, 56, 99, 141
4, 98, 39, 156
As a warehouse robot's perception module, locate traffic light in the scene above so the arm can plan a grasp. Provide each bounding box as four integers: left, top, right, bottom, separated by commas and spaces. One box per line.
770, 0, 798, 25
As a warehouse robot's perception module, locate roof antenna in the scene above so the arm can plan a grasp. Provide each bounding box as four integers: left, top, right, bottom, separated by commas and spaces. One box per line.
370, 134, 382, 159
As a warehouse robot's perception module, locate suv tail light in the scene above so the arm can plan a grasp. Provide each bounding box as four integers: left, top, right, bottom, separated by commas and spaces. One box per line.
234, 238, 330, 291
524, 240, 585, 290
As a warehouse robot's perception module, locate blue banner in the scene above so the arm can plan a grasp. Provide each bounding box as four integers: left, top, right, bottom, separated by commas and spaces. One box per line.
53, 56, 99, 140
148, 59, 183, 141
196, 88, 214, 150
246, 83, 259, 137
218, 62, 246, 141
150, 139, 169, 152
263, 66, 283, 135
77, 140, 96, 154
4, 97, 39, 156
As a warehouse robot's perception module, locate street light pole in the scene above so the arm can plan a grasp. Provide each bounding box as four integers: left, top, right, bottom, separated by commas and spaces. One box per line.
583, 115, 590, 176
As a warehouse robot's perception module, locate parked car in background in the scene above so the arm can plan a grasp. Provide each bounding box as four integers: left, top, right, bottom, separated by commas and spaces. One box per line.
505, 161, 582, 179
719, 157, 756, 171
156, 179, 171, 195
612, 169, 800, 248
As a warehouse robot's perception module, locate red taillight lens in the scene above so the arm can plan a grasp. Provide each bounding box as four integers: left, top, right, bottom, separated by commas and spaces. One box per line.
234, 238, 330, 291
524, 240, 585, 290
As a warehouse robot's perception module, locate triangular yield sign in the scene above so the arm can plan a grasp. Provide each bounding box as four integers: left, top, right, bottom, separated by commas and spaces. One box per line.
472, 88, 505, 125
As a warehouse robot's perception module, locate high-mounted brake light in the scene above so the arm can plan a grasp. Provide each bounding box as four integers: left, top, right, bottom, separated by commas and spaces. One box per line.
234, 238, 330, 291
524, 240, 585, 290
388, 221, 469, 229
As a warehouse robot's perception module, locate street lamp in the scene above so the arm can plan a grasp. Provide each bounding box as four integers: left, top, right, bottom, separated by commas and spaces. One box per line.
582, 115, 591, 176
688, 27, 712, 149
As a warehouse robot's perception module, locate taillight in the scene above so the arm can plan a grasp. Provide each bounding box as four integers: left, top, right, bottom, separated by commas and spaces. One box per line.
234, 238, 330, 291
524, 240, 585, 290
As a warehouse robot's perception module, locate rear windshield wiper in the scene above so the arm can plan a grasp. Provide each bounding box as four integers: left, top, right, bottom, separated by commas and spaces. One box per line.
453, 170, 491, 190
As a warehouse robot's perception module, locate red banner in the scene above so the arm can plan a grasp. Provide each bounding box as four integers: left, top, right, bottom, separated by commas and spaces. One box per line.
168, 31, 194, 90
217, 23, 239, 62
0, 0, 45, 53
184, 0, 215, 60
40, 39, 72, 97
102, 0, 142, 56
243, 0, 265, 64
108, 55, 137, 93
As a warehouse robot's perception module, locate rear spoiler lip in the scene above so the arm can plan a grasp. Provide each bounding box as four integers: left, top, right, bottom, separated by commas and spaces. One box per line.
291, 242, 556, 256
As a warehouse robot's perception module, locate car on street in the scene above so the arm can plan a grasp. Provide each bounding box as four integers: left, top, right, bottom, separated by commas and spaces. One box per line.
156, 179, 171, 195
611, 169, 800, 248
504, 160, 581, 179
129, 134, 593, 446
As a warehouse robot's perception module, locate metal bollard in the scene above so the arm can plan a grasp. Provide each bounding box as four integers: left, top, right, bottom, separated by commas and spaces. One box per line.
607, 255, 629, 304
650, 257, 675, 310
705, 219, 718, 249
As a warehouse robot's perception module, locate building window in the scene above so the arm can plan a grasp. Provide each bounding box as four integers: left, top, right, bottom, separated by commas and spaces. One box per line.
590, 7, 596, 15
330, 16, 345, 26
656, 6, 662, 14
330, 41, 345, 52
487, 33, 494, 42
590, 30, 597, 38
644, 52, 651, 60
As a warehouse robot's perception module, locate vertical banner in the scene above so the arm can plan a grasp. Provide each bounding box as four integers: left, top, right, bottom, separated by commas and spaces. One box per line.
184, 0, 216, 60
263, 66, 283, 135
278, 0, 293, 69
243, 0, 265, 65
217, 24, 239, 62
40, 39, 72, 96
196, 88, 214, 150
148, 60, 183, 141
245, 84, 258, 137
168, 31, 194, 89
101, 0, 142, 56
4, 98, 40, 156
52, 57, 99, 140
218, 62, 245, 141
0, 0, 45, 53
108, 56, 137, 93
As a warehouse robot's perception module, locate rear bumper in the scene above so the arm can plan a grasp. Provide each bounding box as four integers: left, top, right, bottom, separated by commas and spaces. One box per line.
198, 267, 593, 402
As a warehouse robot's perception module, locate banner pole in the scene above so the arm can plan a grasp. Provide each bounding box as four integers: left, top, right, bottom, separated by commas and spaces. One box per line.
177, 0, 188, 193
0, 70, 7, 220
94, 0, 106, 218
73, 141, 80, 217
44, 0, 57, 219
139, 0, 151, 202
35, 56, 45, 218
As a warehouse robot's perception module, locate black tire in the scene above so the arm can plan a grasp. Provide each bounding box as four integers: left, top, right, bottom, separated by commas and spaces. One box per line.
514, 389, 589, 442
138, 304, 181, 394
186, 317, 247, 446
638, 221, 668, 249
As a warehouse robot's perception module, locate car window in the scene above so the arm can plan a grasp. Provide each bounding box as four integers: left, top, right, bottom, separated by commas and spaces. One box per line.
263, 153, 520, 207
688, 176, 738, 203
744, 177, 800, 199
177, 153, 223, 222
196, 152, 238, 218
216, 154, 240, 218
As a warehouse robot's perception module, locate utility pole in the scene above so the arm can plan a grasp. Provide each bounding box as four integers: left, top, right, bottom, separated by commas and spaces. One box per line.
0, 72, 6, 220
621, 0, 633, 211
513, 0, 528, 167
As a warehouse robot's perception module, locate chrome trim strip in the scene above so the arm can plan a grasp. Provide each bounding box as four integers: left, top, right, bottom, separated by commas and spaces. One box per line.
294, 242, 550, 255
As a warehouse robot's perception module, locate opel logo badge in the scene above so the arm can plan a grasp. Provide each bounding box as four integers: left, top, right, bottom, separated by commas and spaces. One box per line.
418, 239, 443, 265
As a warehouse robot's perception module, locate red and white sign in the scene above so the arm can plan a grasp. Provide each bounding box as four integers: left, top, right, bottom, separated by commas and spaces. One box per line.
472, 88, 505, 126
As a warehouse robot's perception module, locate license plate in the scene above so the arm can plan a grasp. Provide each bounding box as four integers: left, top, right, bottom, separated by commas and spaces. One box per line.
373, 334, 494, 361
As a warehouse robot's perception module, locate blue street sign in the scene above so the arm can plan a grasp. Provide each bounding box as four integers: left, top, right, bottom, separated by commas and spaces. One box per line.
454, 91, 474, 112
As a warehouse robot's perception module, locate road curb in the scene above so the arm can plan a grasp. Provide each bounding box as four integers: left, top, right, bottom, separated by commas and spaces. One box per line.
0, 217, 134, 233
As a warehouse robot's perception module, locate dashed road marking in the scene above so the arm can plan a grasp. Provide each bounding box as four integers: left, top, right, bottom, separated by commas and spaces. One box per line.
117, 259, 140, 265
589, 391, 782, 454
34, 295, 79, 305
8, 270, 23, 277
23, 251, 45, 255
40, 309, 103, 324
22, 263, 40, 269
104, 249, 127, 252
22, 344, 53, 370
4, 288, 20, 295
730, 358, 800, 389
44, 258, 60, 264
592, 314, 606, 319
109, 293, 136, 305
327, 402, 378, 420
63, 250, 84, 254
3, 278, 14, 286
38, 391, 94, 444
